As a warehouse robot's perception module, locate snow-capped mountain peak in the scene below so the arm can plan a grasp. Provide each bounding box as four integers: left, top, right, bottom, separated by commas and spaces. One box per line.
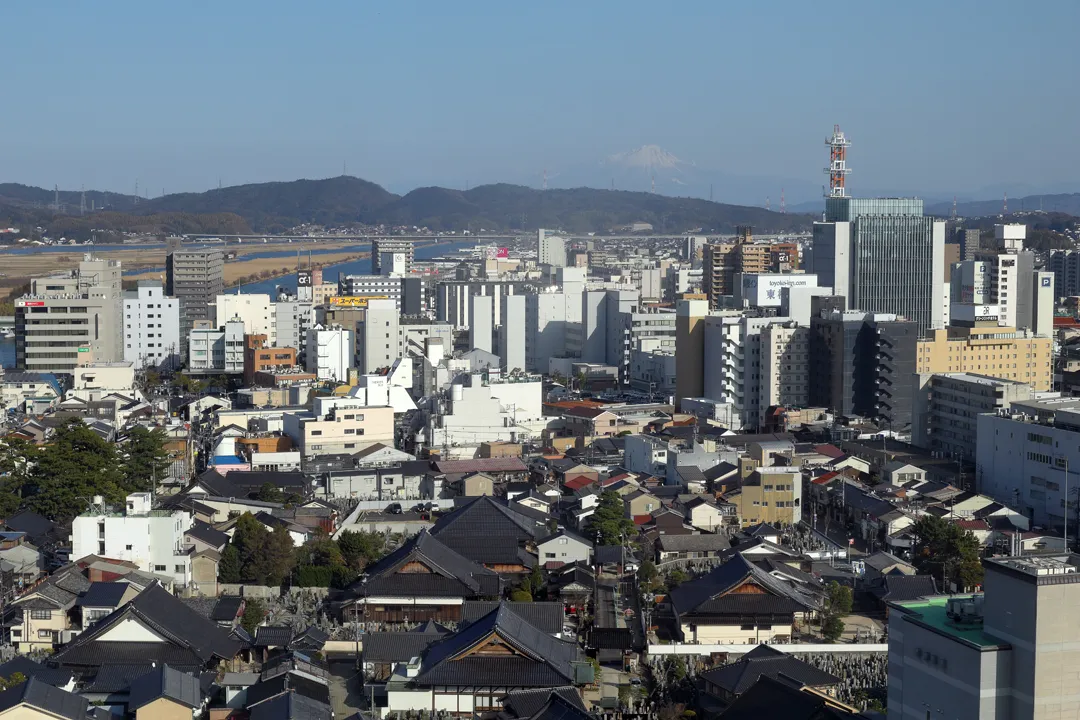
603, 145, 691, 170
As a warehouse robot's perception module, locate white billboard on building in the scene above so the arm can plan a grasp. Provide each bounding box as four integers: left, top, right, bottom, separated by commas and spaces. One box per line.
740, 273, 819, 307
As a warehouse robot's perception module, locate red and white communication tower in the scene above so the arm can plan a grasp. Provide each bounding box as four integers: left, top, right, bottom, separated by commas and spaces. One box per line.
825, 125, 851, 198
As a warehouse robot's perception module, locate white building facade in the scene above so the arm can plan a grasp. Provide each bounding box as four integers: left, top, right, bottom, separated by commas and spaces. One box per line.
122, 281, 180, 370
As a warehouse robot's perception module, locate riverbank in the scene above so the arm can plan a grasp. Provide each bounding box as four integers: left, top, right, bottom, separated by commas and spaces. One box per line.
0, 239, 368, 294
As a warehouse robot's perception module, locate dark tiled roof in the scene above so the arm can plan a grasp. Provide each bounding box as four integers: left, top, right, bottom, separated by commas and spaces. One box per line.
289, 626, 330, 654
667, 553, 818, 618
703, 462, 739, 482
212, 596, 245, 622
521, 691, 592, 720
0, 678, 89, 720
185, 521, 230, 549
249, 691, 332, 720
255, 626, 294, 648
362, 632, 443, 664
51, 584, 240, 671
461, 601, 564, 634
4, 511, 56, 541
0, 657, 71, 689
430, 495, 542, 562
701, 645, 839, 696
83, 664, 153, 693
588, 628, 632, 650
744, 522, 780, 537
717, 675, 857, 720
657, 534, 732, 553
245, 672, 329, 709
434, 458, 527, 474
502, 687, 586, 719
127, 665, 202, 711
417, 603, 580, 687
872, 574, 939, 602
350, 529, 502, 599
76, 582, 129, 609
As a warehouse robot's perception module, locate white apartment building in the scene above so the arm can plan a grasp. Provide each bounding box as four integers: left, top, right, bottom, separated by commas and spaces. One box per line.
469, 294, 493, 353
436, 280, 525, 330
538, 228, 566, 267
337, 274, 403, 309
499, 295, 527, 373
629, 348, 676, 395
188, 318, 245, 373
71, 493, 194, 587
913, 372, 1033, 461
703, 314, 793, 429
215, 293, 275, 344
759, 321, 809, 419
274, 300, 314, 358
283, 396, 396, 457
306, 325, 353, 382
425, 372, 544, 453
122, 281, 180, 370
358, 299, 454, 374
975, 396, 1080, 533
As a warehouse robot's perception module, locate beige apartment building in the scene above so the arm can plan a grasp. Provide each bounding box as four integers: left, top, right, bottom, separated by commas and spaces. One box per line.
726, 466, 801, 527
916, 322, 1053, 391
283, 397, 395, 457
760, 321, 809, 417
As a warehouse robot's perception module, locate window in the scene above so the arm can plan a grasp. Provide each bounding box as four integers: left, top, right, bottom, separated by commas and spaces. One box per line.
38, 630, 53, 639
30, 609, 52, 620
545, 552, 556, 559
154, 565, 167, 572
175, 564, 185, 573
344, 428, 355, 435
311, 430, 322, 436
126, 544, 133, 551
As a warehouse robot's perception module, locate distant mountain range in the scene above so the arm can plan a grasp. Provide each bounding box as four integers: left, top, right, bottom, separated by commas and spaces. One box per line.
545, 145, 822, 208
925, 193, 1080, 218
0, 176, 813, 237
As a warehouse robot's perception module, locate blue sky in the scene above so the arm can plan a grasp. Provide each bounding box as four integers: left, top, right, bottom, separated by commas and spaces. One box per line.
2, 1, 1077, 202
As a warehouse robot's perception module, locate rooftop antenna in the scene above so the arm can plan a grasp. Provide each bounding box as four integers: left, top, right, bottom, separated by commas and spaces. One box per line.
780, 188, 786, 214
824, 124, 851, 198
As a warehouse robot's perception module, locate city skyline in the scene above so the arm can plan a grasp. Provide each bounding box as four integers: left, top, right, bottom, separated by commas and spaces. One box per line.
2, 1, 1078, 204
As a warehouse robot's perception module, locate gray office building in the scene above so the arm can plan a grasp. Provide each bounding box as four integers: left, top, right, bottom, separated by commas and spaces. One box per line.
809, 310, 918, 431
15, 258, 124, 375
166, 244, 224, 357
811, 197, 945, 333
371, 238, 414, 274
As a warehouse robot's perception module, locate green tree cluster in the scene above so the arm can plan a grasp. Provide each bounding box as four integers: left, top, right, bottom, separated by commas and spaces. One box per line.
0, 420, 173, 521
821, 581, 853, 642
288, 529, 389, 589
588, 491, 634, 546
911, 515, 984, 590
240, 598, 267, 635
218, 513, 296, 586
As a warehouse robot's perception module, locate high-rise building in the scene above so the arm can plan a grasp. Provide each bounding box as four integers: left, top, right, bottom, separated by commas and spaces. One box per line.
809, 311, 919, 430
499, 294, 527, 373
674, 299, 709, 409
165, 244, 224, 358
760, 321, 810, 417
888, 555, 1080, 720
956, 226, 982, 261
305, 325, 354, 382
911, 372, 1033, 460
537, 229, 566, 268
337, 274, 403, 309
917, 314, 1053, 392
812, 197, 946, 333
371, 238, 414, 274
703, 228, 801, 310
702, 240, 738, 309
1049, 249, 1080, 298
16, 257, 124, 375
188, 318, 244, 373
122, 281, 180, 370
468, 295, 493, 353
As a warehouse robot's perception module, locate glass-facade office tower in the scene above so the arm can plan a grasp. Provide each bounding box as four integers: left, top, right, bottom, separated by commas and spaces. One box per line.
812, 197, 945, 334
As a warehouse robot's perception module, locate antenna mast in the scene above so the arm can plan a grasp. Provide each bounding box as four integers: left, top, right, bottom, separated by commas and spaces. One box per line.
824, 125, 851, 198
780, 188, 786, 214
765, 196, 770, 212
951, 196, 957, 220
542, 169, 548, 191
80, 186, 86, 216
1003, 192, 1008, 214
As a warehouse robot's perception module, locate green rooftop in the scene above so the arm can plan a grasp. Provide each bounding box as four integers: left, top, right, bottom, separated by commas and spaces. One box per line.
896, 596, 1008, 650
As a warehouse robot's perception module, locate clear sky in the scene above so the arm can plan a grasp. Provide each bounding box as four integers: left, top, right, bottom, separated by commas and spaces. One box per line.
2, 0, 1077, 202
